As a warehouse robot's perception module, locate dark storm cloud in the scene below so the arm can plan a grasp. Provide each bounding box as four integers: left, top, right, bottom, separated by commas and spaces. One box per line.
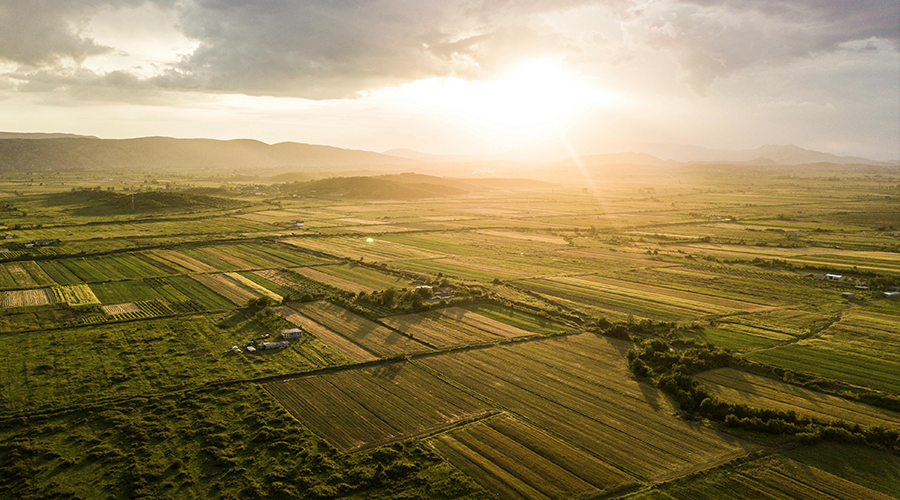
2, 0, 898, 97
0, 0, 176, 66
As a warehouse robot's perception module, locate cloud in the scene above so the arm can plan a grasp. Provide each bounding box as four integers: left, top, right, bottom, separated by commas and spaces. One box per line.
618, 0, 899, 90
2, 0, 898, 98
0, 1, 176, 67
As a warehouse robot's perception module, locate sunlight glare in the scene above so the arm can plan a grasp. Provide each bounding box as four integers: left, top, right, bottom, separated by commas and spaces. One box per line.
368, 59, 623, 138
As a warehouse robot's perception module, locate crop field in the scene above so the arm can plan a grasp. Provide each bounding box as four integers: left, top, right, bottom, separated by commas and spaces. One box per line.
432, 307, 539, 338
285, 235, 445, 262
101, 302, 141, 315
52, 284, 100, 306
293, 266, 375, 293
196, 245, 257, 269
254, 268, 332, 296
421, 335, 757, 481
783, 443, 900, 497
0, 288, 55, 308
3, 262, 37, 288
150, 249, 219, 273
429, 415, 636, 500
515, 275, 751, 320
2, 167, 898, 499
191, 273, 264, 305
224, 271, 282, 301
290, 301, 431, 357
697, 368, 900, 427
309, 262, 410, 291
461, 303, 569, 334
381, 309, 524, 348
680, 324, 794, 351
747, 308, 900, 393
273, 305, 375, 361
215, 242, 328, 268
628, 454, 893, 500
151, 276, 234, 311
91, 279, 163, 304
0, 313, 345, 413
264, 361, 494, 451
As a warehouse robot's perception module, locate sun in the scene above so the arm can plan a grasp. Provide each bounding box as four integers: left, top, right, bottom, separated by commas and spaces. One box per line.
368, 59, 621, 142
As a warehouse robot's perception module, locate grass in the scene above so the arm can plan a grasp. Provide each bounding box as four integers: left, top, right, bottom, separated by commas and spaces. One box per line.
0, 384, 489, 500
0, 312, 346, 414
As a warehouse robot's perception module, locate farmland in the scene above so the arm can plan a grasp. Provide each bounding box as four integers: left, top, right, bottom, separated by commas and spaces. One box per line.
264, 362, 494, 451
697, 368, 900, 427
0, 164, 898, 499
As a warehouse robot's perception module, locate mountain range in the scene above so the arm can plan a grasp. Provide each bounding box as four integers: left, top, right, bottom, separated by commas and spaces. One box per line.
0, 133, 895, 174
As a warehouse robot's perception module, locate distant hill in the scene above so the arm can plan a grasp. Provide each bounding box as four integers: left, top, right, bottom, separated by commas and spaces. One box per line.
625, 143, 897, 166
0, 136, 413, 172
283, 173, 549, 199
558, 152, 671, 167
0, 132, 98, 140
42, 189, 247, 215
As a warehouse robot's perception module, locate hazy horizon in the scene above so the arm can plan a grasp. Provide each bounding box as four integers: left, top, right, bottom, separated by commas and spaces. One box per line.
1, 1, 898, 161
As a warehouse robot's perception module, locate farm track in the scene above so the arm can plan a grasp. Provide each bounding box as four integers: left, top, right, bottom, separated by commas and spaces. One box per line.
741, 311, 842, 355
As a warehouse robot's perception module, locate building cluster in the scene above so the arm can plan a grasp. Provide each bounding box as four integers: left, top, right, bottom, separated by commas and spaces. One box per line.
231, 328, 303, 355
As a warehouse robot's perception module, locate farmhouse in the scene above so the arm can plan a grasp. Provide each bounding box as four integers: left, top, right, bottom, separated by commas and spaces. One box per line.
246, 345, 256, 352
281, 328, 303, 339
231, 346, 242, 354
885, 291, 900, 298
258, 341, 290, 350
841, 292, 854, 299
3, 234, 14, 239
288, 220, 305, 227
825, 274, 844, 281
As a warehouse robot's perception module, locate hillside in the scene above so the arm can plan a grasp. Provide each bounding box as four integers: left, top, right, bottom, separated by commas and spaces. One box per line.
0, 136, 412, 173
41, 189, 247, 215
281, 173, 550, 199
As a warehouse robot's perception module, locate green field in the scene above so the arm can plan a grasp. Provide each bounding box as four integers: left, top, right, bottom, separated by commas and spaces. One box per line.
697, 368, 900, 427
1, 165, 898, 499
0, 312, 346, 413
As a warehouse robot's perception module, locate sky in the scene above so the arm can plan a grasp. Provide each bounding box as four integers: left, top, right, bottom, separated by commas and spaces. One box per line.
0, 0, 898, 161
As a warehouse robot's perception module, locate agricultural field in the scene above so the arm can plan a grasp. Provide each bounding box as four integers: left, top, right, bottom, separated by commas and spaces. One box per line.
697, 368, 900, 427
421, 334, 758, 481
1, 165, 898, 499
428, 415, 636, 500
290, 301, 431, 357
0, 287, 55, 308
264, 362, 494, 451
0, 312, 347, 413
628, 454, 894, 500
52, 284, 100, 306
746, 307, 900, 393
381, 307, 535, 348
303, 262, 411, 292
